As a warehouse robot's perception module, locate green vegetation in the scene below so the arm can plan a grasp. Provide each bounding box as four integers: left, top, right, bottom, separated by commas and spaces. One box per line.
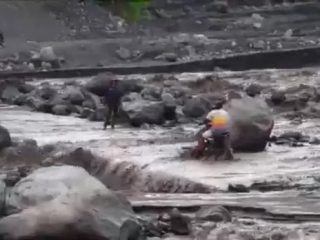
97, 0, 152, 23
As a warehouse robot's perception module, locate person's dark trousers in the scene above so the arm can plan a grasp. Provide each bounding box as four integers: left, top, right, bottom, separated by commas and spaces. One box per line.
103, 104, 119, 129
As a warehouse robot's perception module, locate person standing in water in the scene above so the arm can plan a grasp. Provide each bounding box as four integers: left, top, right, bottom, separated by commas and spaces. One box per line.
103, 79, 123, 130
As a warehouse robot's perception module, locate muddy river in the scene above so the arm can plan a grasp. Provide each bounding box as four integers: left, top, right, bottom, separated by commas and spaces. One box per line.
1, 69, 320, 191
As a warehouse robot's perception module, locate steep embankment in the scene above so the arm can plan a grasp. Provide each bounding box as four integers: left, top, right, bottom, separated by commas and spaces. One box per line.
1, 0, 320, 71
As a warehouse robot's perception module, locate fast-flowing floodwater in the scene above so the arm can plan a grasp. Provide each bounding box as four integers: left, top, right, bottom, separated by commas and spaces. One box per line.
1, 68, 320, 190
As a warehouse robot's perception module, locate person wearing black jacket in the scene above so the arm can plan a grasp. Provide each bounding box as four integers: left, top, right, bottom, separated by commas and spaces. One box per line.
103, 79, 123, 130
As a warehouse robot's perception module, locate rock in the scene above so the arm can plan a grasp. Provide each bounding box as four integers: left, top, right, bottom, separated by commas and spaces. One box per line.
161, 92, 176, 107
63, 86, 85, 105
141, 86, 162, 101
52, 104, 70, 116
250, 40, 265, 50
39, 46, 57, 62
283, 29, 293, 39
2, 166, 142, 239
17, 83, 34, 94
225, 97, 274, 152
116, 47, 132, 60
85, 73, 142, 96
251, 13, 264, 22
245, 84, 263, 97
41, 61, 52, 69
228, 184, 249, 193
169, 208, 191, 235
25, 96, 52, 113
0, 180, 5, 215
182, 97, 211, 118
227, 90, 242, 100
0, 125, 12, 151
278, 131, 303, 141
1, 85, 21, 103
27, 63, 35, 71
270, 91, 286, 105
122, 94, 165, 126
88, 107, 105, 121
80, 108, 94, 118
162, 92, 177, 121
0, 139, 43, 166
155, 52, 178, 62
36, 86, 57, 100
196, 206, 232, 222
207, 1, 229, 13
309, 137, 320, 145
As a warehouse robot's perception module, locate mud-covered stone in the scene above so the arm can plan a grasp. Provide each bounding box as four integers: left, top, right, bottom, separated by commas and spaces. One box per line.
196, 205, 232, 222
0, 125, 12, 151
182, 96, 211, 118
1, 166, 142, 240
225, 97, 274, 152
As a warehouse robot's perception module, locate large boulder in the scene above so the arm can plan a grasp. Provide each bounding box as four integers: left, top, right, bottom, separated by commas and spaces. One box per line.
0, 180, 5, 215
122, 93, 165, 126
85, 73, 142, 96
39, 46, 57, 62
225, 97, 274, 152
62, 86, 85, 105
52, 104, 70, 116
1, 166, 142, 240
182, 96, 211, 118
0, 125, 12, 151
1, 85, 21, 103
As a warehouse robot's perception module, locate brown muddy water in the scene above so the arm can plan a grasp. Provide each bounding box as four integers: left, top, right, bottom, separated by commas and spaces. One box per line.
2, 69, 320, 238
1, 68, 320, 191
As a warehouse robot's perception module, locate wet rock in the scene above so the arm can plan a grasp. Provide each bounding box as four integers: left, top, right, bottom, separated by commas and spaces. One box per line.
227, 90, 242, 100
80, 108, 94, 118
88, 107, 105, 121
225, 97, 274, 152
39, 46, 57, 62
250, 40, 265, 50
116, 47, 132, 60
2, 166, 142, 239
25, 96, 52, 113
41, 61, 52, 69
279, 131, 303, 141
17, 83, 34, 94
85, 73, 142, 96
162, 92, 177, 121
155, 52, 178, 62
122, 94, 165, 126
1, 85, 21, 103
182, 96, 211, 118
141, 86, 162, 101
52, 104, 70, 116
63, 86, 85, 105
36, 86, 57, 100
207, 1, 229, 13
270, 91, 286, 105
169, 208, 191, 235
85, 72, 116, 96
0, 125, 12, 151
309, 137, 320, 145
228, 184, 249, 193
4, 170, 21, 187
0, 139, 43, 167
271, 231, 286, 240
0, 180, 5, 215
245, 84, 263, 97
27, 62, 35, 71
283, 29, 293, 39
13, 94, 28, 106
196, 206, 232, 222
